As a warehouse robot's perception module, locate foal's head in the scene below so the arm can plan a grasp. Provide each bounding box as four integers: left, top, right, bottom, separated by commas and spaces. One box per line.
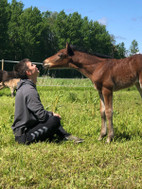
43, 43, 74, 69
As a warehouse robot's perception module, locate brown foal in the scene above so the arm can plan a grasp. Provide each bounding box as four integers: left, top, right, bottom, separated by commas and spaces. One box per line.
43, 43, 142, 143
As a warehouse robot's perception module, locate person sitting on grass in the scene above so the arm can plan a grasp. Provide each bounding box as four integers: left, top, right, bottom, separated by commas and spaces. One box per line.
12, 58, 84, 145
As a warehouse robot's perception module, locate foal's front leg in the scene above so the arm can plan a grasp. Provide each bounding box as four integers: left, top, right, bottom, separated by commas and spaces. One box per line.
98, 92, 107, 140
102, 88, 114, 143
10, 87, 14, 97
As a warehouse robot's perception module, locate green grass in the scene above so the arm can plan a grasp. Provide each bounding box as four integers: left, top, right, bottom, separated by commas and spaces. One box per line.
0, 78, 141, 188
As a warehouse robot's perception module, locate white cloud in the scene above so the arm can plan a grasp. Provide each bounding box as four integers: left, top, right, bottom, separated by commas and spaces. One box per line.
98, 17, 108, 26
115, 35, 126, 41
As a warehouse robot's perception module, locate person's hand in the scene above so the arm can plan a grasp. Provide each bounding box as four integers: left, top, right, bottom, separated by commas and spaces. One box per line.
53, 113, 61, 119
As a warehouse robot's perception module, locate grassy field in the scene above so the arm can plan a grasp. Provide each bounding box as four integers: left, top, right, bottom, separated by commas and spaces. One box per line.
0, 78, 141, 189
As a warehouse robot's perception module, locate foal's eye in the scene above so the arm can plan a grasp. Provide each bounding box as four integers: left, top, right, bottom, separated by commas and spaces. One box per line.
58, 53, 66, 58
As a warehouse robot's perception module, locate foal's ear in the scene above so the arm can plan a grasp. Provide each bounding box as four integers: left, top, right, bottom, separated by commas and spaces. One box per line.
66, 42, 74, 56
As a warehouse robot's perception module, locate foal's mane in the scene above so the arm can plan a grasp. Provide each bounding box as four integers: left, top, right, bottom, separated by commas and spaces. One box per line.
70, 45, 112, 59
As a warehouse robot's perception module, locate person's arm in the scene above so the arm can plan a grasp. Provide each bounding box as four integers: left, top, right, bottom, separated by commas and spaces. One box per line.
26, 89, 53, 122
53, 113, 61, 119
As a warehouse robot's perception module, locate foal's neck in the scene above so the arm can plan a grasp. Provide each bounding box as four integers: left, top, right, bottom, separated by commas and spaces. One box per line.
70, 52, 102, 79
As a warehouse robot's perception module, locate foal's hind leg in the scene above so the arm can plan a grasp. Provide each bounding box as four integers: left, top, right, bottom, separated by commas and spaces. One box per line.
98, 92, 107, 140
135, 82, 142, 98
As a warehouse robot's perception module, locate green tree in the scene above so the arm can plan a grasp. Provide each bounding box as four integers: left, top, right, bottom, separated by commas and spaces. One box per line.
49, 11, 86, 78
53, 10, 69, 49
113, 42, 126, 59
89, 21, 113, 55
41, 11, 59, 58
0, 1, 129, 76
8, 0, 24, 60
80, 16, 91, 49
66, 12, 83, 45
53, 11, 114, 56
18, 7, 44, 61
0, 0, 10, 59
129, 40, 139, 55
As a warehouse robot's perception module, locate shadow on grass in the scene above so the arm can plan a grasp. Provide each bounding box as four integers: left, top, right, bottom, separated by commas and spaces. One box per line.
0, 91, 16, 97
114, 128, 132, 141
0, 93, 12, 97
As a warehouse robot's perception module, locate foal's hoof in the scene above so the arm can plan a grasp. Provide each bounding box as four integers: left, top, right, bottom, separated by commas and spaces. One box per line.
98, 135, 106, 141
105, 137, 113, 144
98, 136, 103, 141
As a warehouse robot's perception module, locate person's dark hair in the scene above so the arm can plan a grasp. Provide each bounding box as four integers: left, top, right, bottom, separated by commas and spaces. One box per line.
14, 59, 30, 79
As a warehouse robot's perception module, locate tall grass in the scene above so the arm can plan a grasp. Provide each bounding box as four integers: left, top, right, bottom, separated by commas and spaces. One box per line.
0, 78, 141, 188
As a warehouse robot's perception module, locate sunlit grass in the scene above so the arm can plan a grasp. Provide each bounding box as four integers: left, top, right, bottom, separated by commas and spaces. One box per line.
0, 78, 141, 188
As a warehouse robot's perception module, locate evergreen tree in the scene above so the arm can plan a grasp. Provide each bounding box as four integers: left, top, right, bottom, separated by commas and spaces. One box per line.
113, 42, 126, 59
129, 40, 139, 55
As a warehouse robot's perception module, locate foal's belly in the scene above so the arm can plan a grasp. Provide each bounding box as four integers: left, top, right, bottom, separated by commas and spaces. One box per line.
113, 77, 138, 91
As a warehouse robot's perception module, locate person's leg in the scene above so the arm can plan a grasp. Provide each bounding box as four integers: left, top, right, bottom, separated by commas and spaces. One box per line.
56, 126, 84, 143
15, 116, 84, 144
55, 125, 71, 139
26, 116, 61, 144
15, 116, 61, 144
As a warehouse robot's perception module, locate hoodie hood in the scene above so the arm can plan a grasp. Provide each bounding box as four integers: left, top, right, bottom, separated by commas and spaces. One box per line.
17, 79, 36, 90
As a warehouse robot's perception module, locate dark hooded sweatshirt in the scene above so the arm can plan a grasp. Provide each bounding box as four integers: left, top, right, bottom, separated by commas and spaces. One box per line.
12, 79, 53, 135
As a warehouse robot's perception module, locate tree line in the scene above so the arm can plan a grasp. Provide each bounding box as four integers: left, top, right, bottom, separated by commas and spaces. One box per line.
0, 0, 140, 77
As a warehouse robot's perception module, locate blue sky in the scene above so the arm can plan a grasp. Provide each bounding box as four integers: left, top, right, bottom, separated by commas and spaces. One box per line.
8, 0, 142, 53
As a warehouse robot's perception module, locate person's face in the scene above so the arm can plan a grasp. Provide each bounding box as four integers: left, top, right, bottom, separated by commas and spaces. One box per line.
26, 61, 39, 78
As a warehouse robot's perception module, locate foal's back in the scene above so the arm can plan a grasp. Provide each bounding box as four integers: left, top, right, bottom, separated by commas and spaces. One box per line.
92, 54, 142, 91
111, 54, 142, 90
